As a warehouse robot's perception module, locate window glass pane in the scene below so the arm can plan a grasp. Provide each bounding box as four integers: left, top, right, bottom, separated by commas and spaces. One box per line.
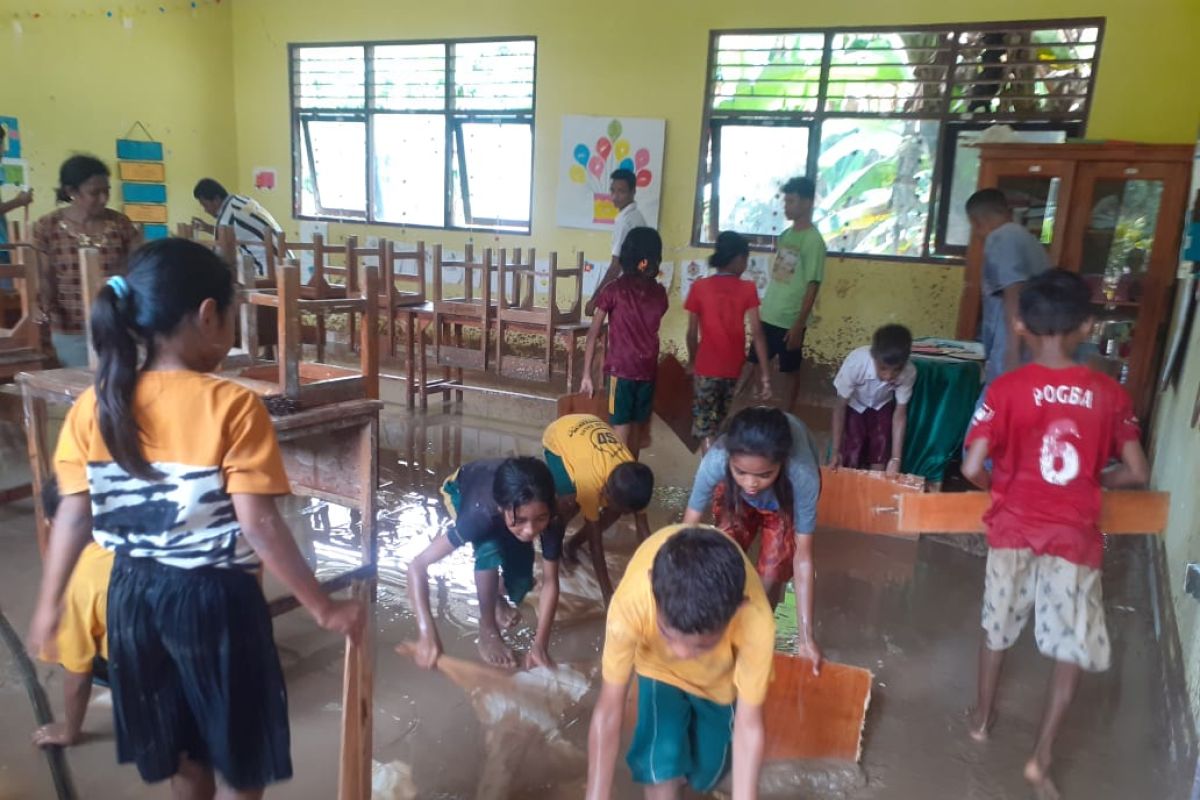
450, 121, 532, 231
294, 46, 365, 109
372, 115, 445, 226
372, 44, 446, 111
825, 32, 950, 114
816, 119, 938, 257
452, 40, 536, 112
300, 118, 366, 216
715, 125, 810, 237
950, 26, 1100, 115
712, 33, 825, 113
942, 128, 1068, 248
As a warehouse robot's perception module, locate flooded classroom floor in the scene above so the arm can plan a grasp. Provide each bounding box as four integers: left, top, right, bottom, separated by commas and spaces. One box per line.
0, 383, 1190, 799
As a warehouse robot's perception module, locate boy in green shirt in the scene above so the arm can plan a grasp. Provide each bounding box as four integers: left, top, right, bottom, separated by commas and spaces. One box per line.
742, 176, 826, 412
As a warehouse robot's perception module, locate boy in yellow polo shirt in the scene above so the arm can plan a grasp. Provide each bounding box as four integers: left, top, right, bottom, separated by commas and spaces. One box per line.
32, 478, 115, 748
542, 414, 653, 601
586, 525, 775, 799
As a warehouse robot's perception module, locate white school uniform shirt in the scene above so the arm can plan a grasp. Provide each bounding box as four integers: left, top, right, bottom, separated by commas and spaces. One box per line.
216, 194, 284, 277
833, 346, 917, 413
610, 201, 647, 257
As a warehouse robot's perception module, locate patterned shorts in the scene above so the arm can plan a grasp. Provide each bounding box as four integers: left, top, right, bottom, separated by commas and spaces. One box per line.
982, 548, 1111, 672
691, 376, 737, 439
712, 482, 796, 585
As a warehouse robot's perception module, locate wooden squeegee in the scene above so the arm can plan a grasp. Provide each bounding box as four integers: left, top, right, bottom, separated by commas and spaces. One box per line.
815, 467, 1168, 536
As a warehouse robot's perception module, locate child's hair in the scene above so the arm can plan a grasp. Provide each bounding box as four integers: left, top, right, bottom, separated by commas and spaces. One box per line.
492, 456, 556, 514
605, 461, 654, 513
56, 155, 110, 204
41, 476, 61, 520
192, 178, 229, 202
870, 324, 913, 368
651, 527, 746, 634
91, 238, 236, 481
610, 169, 636, 193
965, 188, 1010, 219
709, 231, 749, 270
780, 176, 816, 200
1019, 269, 1092, 336
618, 227, 662, 278
721, 407, 794, 527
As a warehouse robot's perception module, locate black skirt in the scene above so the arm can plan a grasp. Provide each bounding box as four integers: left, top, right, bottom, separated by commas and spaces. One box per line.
107, 555, 293, 789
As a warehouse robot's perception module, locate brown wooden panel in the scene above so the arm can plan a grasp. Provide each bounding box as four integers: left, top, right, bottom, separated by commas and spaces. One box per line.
556, 391, 608, 419
815, 467, 926, 535
897, 490, 1169, 534
653, 354, 699, 453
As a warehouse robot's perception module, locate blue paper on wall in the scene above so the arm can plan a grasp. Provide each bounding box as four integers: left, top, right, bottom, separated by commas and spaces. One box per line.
143, 224, 170, 240
122, 182, 167, 203
0, 117, 19, 158
116, 139, 163, 161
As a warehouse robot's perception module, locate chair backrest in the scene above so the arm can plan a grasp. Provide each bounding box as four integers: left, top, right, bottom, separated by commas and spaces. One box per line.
495, 248, 583, 322
0, 242, 42, 352
383, 240, 426, 306
433, 244, 492, 312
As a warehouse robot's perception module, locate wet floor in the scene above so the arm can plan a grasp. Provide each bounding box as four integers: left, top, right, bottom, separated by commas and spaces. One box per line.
0, 382, 1190, 799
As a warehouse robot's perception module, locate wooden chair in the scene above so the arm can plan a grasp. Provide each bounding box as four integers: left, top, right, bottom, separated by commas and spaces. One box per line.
240, 260, 380, 405
355, 239, 427, 359
494, 250, 585, 382
0, 242, 48, 378
432, 244, 493, 372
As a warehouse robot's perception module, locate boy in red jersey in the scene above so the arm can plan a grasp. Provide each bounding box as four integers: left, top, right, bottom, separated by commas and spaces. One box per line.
962, 269, 1148, 800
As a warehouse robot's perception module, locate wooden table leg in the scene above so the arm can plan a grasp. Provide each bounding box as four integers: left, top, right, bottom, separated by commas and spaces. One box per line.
566, 330, 579, 393
337, 416, 379, 800
404, 312, 416, 410
22, 391, 50, 557
418, 318, 431, 411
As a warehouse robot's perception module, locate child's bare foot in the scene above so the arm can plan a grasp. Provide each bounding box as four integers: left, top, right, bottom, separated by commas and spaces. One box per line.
477, 628, 517, 668
965, 707, 993, 742
1024, 756, 1060, 800
494, 600, 521, 631
32, 722, 80, 748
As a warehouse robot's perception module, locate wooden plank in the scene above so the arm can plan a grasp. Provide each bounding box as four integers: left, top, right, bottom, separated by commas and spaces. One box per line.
652, 354, 699, 453
79, 248, 103, 371
557, 391, 608, 420
815, 467, 926, 535
897, 490, 1170, 535
622, 654, 871, 763
277, 263, 302, 399
266, 564, 375, 617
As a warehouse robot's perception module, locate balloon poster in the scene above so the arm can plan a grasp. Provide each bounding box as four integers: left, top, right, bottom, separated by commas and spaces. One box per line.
556, 115, 665, 231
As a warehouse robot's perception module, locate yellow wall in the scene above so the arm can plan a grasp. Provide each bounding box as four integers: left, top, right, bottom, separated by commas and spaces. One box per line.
1151, 298, 1200, 729
1, 1, 235, 237
229, 0, 1200, 366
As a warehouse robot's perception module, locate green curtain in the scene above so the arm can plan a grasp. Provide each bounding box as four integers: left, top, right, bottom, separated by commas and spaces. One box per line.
902, 357, 983, 483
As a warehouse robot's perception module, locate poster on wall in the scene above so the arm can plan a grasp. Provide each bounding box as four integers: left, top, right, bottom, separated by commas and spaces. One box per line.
556, 115, 665, 231
0, 116, 20, 159
744, 254, 772, 300
678, 259, 709, 303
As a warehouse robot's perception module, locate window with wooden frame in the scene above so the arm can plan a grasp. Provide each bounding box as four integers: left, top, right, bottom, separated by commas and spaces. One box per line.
694, 21, 1103, 259
291, 38, 537, 233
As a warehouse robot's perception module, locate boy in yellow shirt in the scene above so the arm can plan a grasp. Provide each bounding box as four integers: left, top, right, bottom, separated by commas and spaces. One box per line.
543, 414, 654, 601
586, 525, 775, 800
32, 477, 115, 748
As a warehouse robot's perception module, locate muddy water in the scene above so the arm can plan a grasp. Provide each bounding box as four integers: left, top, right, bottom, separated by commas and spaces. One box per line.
0, 387, 1187, 799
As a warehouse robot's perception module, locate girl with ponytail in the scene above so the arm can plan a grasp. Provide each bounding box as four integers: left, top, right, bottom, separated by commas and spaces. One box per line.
28, 238, 361, 797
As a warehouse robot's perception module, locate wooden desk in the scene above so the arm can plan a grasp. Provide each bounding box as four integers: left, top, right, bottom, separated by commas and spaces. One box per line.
17, 367, 381, 800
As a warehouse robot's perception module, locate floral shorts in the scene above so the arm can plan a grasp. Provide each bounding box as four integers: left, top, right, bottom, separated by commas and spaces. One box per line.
692, 376, 737, 439
982, 548, 1111, 672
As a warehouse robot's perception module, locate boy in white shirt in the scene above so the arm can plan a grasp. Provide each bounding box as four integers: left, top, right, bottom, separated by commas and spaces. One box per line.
585, 169, 647, 317
828, 324, 916, 476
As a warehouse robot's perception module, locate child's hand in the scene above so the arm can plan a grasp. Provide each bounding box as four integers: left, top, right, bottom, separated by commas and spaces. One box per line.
580, 375, 594, 397
757, 376, 772, 402
524, 644, 556, 671
15, 189, 33, 207
825, 449, 842, 470
412, 634, 443, 670
796, 639, 823, 675
784, 324, 806, 351
27, 603, 61, 662
316, 599, 364, 644
885, 457, 902, 477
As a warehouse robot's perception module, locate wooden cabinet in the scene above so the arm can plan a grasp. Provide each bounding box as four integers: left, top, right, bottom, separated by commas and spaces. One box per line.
956, 142, 1193, 420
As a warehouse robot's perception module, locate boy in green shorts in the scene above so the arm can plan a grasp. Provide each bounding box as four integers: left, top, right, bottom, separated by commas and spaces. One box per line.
543, 413, 654, 602
586, 524, 775, 799
742, 176, 826, 412
580, 227, 668, 458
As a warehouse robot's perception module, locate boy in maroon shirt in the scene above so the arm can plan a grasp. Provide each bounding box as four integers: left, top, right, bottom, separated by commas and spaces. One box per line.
685, 231, 771, 451
580, 227, 668, 458
962, 269, 1148, 799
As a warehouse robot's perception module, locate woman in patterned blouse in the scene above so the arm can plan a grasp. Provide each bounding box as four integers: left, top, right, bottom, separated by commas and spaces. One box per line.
33, 155, 139, 367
